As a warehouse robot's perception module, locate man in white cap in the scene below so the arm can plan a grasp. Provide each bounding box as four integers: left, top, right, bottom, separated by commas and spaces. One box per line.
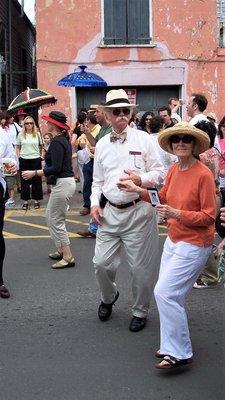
91, 89, 165, 332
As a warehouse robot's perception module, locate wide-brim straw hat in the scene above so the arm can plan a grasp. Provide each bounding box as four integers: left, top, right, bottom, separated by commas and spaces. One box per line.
104, 89, 137, 108
158, 122, 210, 155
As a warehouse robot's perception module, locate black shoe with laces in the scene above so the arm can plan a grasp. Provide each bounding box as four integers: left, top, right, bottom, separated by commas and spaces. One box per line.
98, 291, 119, 321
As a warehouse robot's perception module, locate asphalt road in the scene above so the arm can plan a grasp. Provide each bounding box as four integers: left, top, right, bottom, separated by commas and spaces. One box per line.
1, 207, 225, 400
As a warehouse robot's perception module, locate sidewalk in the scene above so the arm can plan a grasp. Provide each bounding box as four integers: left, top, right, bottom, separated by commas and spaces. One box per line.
6, 180, 84, 211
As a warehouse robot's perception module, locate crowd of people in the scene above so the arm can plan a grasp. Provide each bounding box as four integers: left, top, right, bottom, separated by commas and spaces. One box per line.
0, 89, 225, 371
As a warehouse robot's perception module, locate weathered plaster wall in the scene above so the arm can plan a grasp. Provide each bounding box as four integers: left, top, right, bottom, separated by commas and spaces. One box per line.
36, 0, 225, 124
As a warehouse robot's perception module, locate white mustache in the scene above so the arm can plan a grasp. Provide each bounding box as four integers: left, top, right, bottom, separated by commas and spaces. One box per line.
116, 116, 129, 123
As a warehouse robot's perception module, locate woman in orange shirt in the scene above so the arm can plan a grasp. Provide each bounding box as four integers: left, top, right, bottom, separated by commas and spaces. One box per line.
118, 123, 216, 370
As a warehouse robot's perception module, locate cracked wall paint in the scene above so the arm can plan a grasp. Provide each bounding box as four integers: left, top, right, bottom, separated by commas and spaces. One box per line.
36, 0, 225, 123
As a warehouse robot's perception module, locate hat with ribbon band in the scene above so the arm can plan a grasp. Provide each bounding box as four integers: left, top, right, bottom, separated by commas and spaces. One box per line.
158, 122, 210, 155
42, 111, 70, 131
104, 89, 137, 108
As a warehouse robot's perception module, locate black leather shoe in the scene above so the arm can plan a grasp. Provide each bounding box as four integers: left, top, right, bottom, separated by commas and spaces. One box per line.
129, 316, 147, 332
98, 291, 119, 321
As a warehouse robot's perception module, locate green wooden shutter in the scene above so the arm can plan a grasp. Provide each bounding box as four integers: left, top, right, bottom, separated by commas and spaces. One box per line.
104, 0, 127, 44
127, 0, 150, 44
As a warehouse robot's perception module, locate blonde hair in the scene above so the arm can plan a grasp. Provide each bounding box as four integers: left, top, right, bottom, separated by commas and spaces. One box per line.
21, 116, 39, 138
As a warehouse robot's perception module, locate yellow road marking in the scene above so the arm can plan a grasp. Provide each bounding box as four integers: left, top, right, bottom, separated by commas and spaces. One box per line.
4, 233, 82, 239
4, 210, 14, 220
5, 218, 78, 237
3, 231, 21, 238
6, 218, 49, 230
65, 218, 88, 226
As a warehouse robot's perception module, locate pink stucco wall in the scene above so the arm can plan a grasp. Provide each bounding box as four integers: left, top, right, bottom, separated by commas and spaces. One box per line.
36, 0, 225, 126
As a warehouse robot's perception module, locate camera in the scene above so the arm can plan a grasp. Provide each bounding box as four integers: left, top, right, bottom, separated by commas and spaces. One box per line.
147, 187, 160, 207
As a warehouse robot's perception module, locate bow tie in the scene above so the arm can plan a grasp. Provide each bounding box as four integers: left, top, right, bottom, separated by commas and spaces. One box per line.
110, 131, 127, 143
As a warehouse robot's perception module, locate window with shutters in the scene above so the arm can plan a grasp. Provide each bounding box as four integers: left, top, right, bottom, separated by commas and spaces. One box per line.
217, 0, 225, 46
102, 0, 152, 46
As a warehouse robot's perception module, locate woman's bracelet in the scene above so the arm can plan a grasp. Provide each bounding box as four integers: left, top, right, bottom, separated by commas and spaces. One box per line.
34, 170, 38, 177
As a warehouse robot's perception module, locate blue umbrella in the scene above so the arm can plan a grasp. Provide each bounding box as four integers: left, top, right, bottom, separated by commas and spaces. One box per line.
57, 65, 107, 87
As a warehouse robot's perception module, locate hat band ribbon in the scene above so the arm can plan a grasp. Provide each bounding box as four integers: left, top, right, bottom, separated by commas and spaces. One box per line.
106, 98, 130, 106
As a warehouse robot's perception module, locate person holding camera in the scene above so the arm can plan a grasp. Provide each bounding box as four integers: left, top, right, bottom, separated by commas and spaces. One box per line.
22, 111, 76, 269
118, 122, 216, 369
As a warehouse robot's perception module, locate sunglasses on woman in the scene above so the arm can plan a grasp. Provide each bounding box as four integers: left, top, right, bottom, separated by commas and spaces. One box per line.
170, 135, 195, 144
25, 122, 34, 125
112, 108, 131, 116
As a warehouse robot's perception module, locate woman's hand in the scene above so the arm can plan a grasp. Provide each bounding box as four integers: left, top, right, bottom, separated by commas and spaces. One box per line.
22, 170, 35, 180
120, 170, 142, 187
117, 179, 143, 194
156, 204, 181, 220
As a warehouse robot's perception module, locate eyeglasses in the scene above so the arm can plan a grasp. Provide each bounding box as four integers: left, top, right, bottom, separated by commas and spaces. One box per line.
25, 122, 34, 125
112, 108, 131, 116
170, 135, 195, 144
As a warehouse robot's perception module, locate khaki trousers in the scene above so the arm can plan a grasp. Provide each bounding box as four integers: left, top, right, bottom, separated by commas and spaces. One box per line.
93, 201, 159, 318
46, 177, 76, 248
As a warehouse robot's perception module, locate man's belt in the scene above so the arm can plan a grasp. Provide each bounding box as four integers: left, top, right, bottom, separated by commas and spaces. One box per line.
108, 198, 141, 209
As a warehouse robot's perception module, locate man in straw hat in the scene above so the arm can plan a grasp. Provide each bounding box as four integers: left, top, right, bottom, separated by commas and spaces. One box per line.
117, 122, 216, 367
91, 89, 164, 332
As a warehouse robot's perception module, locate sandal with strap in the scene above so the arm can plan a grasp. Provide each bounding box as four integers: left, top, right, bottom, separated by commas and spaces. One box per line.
52, 257, 75, 269
49, 251, 63, 260
34, 202, 40, 209
155, 349, 166, 359
22, 203, 29, 210
155, 355, 193, 370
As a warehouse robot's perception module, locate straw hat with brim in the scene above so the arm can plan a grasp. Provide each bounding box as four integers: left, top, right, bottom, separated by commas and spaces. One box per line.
42, 111, 70, 131
158, 122, 210, 155
206, 112, 217, 122
104, 89, 137, 108
88, 104, 98, 112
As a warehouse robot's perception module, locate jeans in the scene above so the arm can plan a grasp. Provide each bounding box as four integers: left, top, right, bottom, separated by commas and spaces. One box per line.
82, 159, 93, 209
88, 220, 98, 235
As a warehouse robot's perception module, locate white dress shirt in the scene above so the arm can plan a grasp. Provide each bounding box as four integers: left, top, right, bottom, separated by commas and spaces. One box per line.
91, 126, 165, 206
149, 133, 178, 172
189, 114, 208, 125
6, 122, 22, 146
0, 127, 17, 195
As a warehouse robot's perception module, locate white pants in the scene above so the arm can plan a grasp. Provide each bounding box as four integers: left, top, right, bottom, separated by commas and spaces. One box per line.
154, 237, 212, 359
46, 177, 76, 248
93, 201, 159, 318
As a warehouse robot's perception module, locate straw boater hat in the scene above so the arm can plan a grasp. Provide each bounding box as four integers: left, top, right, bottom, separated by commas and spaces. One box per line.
158, 122, 210, 155
206, 112, 217, 122
42, 111, 70, 131
88, 104, 98, 112
104, 89, 137, 108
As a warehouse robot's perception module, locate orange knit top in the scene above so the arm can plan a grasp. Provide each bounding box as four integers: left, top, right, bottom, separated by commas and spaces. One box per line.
158, 161, 216, 246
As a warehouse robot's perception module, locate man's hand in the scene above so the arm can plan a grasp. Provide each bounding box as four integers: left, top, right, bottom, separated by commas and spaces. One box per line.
91, 206, 103, 225
156, 204, 180, 220
120, 170, 142, 186
22, 170, 35, 180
